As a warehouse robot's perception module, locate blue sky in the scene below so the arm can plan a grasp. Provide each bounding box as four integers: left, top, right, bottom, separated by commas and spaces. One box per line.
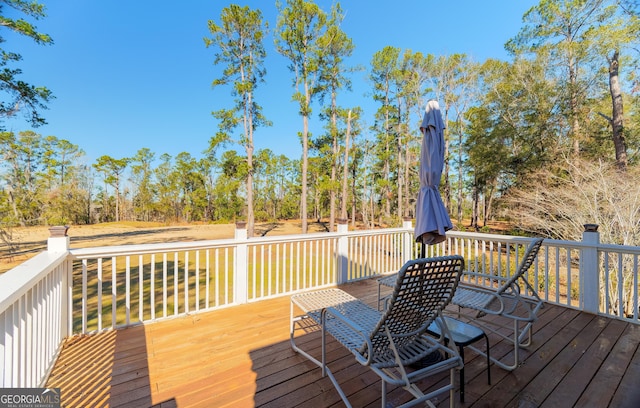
4, 1, 536, 165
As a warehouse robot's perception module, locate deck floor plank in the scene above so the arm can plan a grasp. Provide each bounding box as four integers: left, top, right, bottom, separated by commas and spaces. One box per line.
541, 315, 622, 407
608, 325, 640, 408
573, 319, 640, 408
517, 312, 604, 406
46, 278, 639, 407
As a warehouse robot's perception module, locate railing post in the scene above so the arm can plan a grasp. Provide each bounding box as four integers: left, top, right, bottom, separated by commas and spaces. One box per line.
581, 224, 600, 314
402, 218, 414, 263
47, 226, 69, 253
234, 222, 248, 304
48, 226, 73, 337
336, 219, 349, 285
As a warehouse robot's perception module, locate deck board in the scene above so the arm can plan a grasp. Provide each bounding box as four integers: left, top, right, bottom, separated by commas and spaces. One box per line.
46, 278, 640, 407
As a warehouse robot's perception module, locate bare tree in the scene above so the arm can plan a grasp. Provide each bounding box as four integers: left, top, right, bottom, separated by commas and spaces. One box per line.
506, 157, 640, 315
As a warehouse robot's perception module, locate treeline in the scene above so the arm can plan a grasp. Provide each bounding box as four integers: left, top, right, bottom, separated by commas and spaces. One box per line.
1, 0, 640, 245
0, 133, 303, 226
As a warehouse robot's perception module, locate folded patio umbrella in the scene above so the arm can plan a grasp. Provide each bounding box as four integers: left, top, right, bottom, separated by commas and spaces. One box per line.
414, 99, 452, 245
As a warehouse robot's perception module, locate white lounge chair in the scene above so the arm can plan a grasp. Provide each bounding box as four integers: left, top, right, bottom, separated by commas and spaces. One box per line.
290, 256, 465, 408
451, 238, 545, 371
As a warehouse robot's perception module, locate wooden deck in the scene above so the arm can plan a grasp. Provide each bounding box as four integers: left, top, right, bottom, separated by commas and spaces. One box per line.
47, 278, 640, 408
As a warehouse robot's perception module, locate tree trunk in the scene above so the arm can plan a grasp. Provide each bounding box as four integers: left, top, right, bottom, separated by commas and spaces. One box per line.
396, 121, 403, 221
384, 84, 391, 220
457, 122, 463, 224
384, 143, 391, 220
484, 182, 496, 225
314, 186, 320, 222
340, 110, 351, 220
350, 145, 357, 226
361, 167, 369, 228
351, 177, 356, 226
471, 181, 478, 230
115, 175, 120, 222
609, 50, 627, 171
246, 87, 255, 237
329, 92, 337, 231
87, 189, 92, 224
403, 135, 410, 219
7, 189, 25, 227
568, 53, 582, 156
301, 88, 309, 234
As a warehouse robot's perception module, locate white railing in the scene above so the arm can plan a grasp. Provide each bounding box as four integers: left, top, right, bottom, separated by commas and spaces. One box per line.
430, 233, 583, 309
1, 222, 639, 387
67, 222, 413, 334
0, 229, 72, 388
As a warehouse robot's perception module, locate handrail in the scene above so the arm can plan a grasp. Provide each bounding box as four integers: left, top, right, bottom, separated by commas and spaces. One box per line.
0, 251, 68, 314
68, 227, 410, 259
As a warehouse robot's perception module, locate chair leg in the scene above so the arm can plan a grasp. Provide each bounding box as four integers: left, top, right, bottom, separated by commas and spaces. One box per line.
449, 368, 456, 408
484, 333, 491, 385
458, 345, 465, 403
513, 319, 520, 370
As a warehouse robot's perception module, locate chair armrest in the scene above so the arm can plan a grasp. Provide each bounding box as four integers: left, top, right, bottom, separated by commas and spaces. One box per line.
456, 283, 542, 322
453, 284, 505, 315
498, 295, 544, 322
461, 271, 509, 285
322, 306, 374, 366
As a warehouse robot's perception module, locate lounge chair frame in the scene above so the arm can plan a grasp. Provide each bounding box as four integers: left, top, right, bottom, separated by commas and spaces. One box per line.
450, 238, 545, 371
290, 256, 465, 408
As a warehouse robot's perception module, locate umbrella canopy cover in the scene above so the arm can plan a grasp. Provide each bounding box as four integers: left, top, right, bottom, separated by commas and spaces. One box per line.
414, 100, 453, 245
